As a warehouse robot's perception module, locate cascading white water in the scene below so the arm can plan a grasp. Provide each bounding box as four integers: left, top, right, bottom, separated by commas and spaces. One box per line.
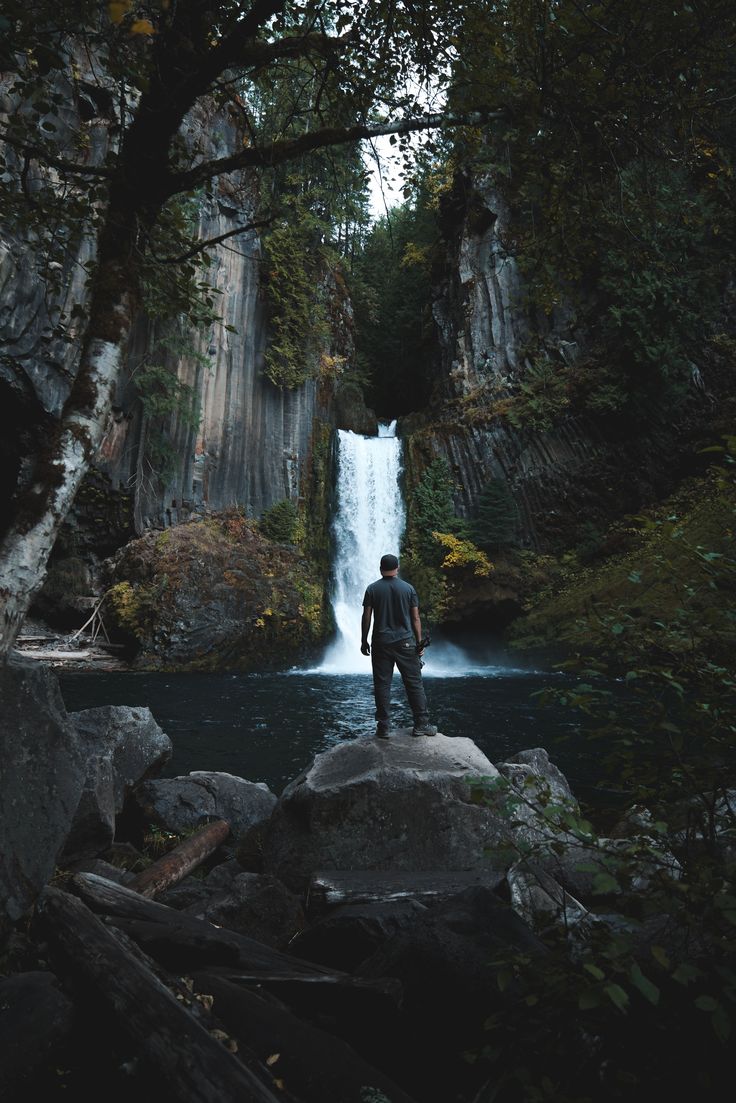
318, 421, 405, 673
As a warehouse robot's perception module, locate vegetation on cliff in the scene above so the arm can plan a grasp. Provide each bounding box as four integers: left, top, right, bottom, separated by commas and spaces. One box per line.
0, 0, 488, 654
106, 510, 327, 671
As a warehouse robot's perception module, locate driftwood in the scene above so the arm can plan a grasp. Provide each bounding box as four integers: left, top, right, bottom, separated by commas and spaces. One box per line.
307, 868, 505, 914
17, 648, 91, 660
191, 971, 420, 1103
71, 873, 337, 976
127, 819, 231, 898
35, 886, 284, 1103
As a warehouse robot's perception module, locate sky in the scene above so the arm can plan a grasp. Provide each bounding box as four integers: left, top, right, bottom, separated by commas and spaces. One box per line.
364, 135, 405, 219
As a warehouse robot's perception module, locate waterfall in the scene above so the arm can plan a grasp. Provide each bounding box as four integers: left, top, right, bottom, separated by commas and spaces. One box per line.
318, 421, 405, 673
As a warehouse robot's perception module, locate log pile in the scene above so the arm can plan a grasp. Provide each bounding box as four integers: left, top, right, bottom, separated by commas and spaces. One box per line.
4, 823, 422, 1103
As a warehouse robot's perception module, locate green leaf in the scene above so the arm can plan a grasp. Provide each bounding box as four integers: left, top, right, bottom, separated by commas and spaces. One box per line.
604, 983, 630, 1012
592, 872, 621, 895
651, 946, 671, 970
583, 963, 605, 981
578, 988, 601, 1010
630, 964, 660, 1005
695, 995, 718, 1012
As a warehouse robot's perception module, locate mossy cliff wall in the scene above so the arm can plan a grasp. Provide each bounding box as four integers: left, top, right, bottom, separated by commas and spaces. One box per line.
400, 175, 722, 557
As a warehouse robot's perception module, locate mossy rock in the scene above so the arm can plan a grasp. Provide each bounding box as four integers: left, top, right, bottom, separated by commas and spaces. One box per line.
105, 515, 329, 671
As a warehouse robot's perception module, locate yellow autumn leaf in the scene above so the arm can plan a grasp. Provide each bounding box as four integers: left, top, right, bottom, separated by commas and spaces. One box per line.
130, 18, 156, 35
108, 1, 132, 23
266, 1053, 280, 1066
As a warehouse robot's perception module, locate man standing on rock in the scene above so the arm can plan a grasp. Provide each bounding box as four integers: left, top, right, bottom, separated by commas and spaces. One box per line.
361, 553, 437, 740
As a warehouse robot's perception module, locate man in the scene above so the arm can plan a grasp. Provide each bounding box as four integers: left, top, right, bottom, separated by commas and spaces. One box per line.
361, 553, 437, 739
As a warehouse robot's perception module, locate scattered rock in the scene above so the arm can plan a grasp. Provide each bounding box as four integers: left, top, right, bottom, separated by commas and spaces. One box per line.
130, 771, 277, 839
0, 971, 76, 1095
289, 899, 430, 972
61, 705, 172, 863
184, 871, 305, 949
0, 660, 86, 931
507, 862, 590, 931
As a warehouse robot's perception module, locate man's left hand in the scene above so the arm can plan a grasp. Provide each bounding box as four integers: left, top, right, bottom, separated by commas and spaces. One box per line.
361, 642, 370, 656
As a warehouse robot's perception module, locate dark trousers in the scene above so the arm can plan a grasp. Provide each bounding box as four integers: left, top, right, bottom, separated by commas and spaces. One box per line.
371, 637, 429, 728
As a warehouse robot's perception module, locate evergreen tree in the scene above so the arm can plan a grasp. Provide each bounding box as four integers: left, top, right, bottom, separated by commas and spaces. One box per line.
471, 478, 519, 551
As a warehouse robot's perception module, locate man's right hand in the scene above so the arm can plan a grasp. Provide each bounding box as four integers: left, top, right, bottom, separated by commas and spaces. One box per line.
361, 642, 370, 656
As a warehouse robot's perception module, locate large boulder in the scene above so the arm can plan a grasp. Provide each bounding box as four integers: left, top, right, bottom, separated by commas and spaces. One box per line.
105, 518, 328, 671
129, 770, 277, 838
261, 730, 511, 891
62, 705, 172, 862
0, 660, 86, 933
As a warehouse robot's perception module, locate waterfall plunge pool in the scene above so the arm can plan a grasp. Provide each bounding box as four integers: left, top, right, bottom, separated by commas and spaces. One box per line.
58, 424, 610, 805
58, 658, 606, 802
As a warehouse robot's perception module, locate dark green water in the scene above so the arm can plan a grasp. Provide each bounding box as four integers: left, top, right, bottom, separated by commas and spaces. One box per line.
59, 659, 604, 800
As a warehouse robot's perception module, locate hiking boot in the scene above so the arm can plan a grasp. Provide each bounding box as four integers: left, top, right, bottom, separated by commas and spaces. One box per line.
375, 725, 390, 740
411, 724, 437, 738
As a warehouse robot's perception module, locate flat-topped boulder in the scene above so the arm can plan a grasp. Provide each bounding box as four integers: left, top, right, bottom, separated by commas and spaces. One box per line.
261, 729, 509, 891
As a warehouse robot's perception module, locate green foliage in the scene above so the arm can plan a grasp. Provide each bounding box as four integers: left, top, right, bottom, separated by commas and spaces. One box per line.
133, 334, 202, 483
259, 499, 302, 545
349, 191, 441, 416
401, 457, 492, 621
261, 202, 331, 389
471, 478, 519, 551
447, 0, 735, 418
477, 440, 736, 1098
506, 357, 570, 431
410, 458, 467, 545
139, 193, 222, 328
597, 163, 722, 400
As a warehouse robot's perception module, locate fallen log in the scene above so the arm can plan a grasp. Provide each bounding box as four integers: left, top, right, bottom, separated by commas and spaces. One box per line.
191, 972, 420, 1103
16, 649, 91, 660
35, 886, 284, 1103
71, 873, 337, 976
127, 819, 231, 898
306, 868, 505, 915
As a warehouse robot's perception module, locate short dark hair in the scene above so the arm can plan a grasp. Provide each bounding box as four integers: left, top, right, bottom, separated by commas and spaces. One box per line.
380, 553, 399, 572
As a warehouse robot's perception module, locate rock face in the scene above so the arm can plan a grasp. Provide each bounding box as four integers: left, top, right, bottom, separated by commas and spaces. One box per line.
434, 178, 532, 401
0, 661, 86, 930
0, 55, 354, 551
261, 730, 510, 891
61, 705, 172, 862
402, 172, 706, 557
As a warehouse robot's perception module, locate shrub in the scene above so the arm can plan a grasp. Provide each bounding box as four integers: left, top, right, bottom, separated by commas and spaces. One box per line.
260, 499, 301, 544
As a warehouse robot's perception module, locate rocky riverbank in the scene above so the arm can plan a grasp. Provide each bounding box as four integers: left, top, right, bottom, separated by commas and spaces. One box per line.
0, 656, 731, 1102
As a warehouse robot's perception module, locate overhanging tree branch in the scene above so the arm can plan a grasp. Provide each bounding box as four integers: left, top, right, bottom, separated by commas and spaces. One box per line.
150, 215, 274, 263
170, 109, 505, 193
0, 129, 113, 178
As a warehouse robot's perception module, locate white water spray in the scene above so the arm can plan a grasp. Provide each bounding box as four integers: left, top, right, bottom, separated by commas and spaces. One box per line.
318, 422, 405, 673
313, 422, 523, 678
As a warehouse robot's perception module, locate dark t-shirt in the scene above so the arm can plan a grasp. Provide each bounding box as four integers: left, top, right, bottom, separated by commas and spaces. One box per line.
363, 576, 419, 645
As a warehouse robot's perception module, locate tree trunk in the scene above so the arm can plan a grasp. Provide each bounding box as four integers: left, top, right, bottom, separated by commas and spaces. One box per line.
0, 259, 136, 656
